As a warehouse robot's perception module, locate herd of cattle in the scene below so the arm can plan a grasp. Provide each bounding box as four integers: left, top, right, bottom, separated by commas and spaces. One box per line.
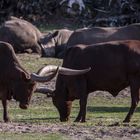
0, 16, 140, 123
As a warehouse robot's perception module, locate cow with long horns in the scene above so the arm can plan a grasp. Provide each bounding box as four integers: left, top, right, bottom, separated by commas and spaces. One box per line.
0, 41, 90, 122
40, 23, 140, 59
36, 40, 140, 123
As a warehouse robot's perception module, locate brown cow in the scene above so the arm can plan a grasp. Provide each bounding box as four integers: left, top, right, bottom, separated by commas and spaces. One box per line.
0, 41, 64, 122
67, 23, 140, 46
37, 40, 140, 123
40, 23, 140, 58
0, 41, 36, 122
0, 17, 42, 54
0, 41, 90, 122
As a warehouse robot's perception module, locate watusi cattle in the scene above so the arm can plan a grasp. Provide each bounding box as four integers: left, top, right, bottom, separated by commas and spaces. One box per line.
37, 40, 140, 123
41, 23, 140, 59
0, 41, 90, 122
67, 23, 140, 46
0, 41, 64, 122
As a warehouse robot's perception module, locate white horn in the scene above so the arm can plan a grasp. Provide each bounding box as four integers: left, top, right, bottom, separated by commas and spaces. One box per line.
38, 65, 91, 76
58, 67, 91, 75
31, 67, 58, 82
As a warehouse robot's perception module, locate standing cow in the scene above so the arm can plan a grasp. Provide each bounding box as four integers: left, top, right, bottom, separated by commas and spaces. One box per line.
0, 41, 61, 122
0, 41, 90, 122
37, 40, 140, 123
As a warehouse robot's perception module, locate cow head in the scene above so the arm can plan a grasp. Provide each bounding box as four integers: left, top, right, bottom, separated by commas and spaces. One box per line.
35, 65, 91, 121
52, 93, 72, 122
52, 78, 72, 122
12, 70, 36, 109
12, 65, 59, 109
39, 31, 59, 57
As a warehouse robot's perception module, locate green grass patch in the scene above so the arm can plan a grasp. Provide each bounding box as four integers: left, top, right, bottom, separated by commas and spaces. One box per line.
17, 54, 62, 72
1, 93, 140, 125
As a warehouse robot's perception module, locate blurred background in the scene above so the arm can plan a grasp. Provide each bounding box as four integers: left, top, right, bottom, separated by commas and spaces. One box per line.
0, 0, 140, 28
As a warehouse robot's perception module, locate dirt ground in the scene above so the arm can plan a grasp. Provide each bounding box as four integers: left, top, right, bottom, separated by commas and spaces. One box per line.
0, 121, 140, 140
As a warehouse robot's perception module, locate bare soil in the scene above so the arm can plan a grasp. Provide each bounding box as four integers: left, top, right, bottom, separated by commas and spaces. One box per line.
0, 122, 140, 140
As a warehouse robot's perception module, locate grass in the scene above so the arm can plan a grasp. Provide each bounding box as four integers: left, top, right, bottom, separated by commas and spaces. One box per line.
17, 54, 62, 72
0, 54, 140, 139
38, 23, 81, 32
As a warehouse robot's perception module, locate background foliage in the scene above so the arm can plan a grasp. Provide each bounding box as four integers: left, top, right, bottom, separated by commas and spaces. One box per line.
0, 0, 140, 27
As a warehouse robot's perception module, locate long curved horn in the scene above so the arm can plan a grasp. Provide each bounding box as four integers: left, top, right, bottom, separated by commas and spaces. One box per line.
58, 67, 91, 75
35, 86, 54, 97
31, 67, 58, 82
38, 65, 91, 76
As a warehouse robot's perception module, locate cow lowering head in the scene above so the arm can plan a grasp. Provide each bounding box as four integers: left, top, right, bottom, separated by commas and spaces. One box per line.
0, 41, 61, 122
11, 70, 36, 109
35, 65, 91, 121
12, 66, 59, 110
52, 87, 72, 122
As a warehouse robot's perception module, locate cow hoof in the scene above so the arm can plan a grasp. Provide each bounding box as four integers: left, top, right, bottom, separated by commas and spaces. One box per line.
123, 119, 130, 123
80, 120, 86, 123
74, 119, 80, 122
60, 118, 69, 122
4, 118, 10, 123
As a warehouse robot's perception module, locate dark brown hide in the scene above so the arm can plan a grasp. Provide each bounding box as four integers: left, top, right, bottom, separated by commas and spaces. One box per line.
67, 23, 140, 48
0, 17, 42, 54
53, 40, 140, 123
0, 41, 36, 122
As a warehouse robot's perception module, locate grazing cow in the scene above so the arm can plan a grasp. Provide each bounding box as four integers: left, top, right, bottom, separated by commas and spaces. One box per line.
0, 41, 36, 122
0, 17, 42, 54
36, 40, 140, 123
0, 41, 63, 122
40, 29, 73, 58
0, 41, 90, 122
67, 23, 140, 46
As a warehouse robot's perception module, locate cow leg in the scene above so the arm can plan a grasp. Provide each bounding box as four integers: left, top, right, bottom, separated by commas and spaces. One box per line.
75, 95, 88, 122
80, 95, 88, 122
123, 80, 140, 123
74, 103, 82, 122
2, 100, 10, 122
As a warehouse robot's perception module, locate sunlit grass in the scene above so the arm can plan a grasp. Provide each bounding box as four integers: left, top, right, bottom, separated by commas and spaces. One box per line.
0, 93, 139, 125
17, 54, 62, 72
